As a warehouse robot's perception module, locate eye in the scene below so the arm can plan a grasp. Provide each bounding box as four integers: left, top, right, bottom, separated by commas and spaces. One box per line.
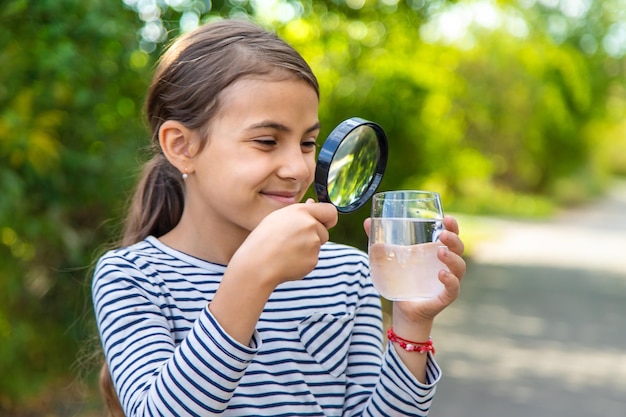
254, 138, 277, 147
301, 140, 318, 151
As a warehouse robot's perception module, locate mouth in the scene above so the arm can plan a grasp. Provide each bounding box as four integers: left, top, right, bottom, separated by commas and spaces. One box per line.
261, 191, 301, 205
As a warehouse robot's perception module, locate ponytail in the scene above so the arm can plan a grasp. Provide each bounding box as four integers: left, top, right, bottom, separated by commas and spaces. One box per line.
100, 363, 126, 417
122, 153, 185, 246
100, 153, 185, 416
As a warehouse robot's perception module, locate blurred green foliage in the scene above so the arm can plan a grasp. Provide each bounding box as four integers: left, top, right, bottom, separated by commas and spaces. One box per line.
1, 0, 625, 414
0, 0, 148, 410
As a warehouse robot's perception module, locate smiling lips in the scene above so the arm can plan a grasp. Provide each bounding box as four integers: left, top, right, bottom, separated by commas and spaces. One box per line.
261, 190, 301, 205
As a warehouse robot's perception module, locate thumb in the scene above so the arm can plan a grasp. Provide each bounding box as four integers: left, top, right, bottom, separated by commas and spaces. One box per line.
303, 201, 338, 229
363, 217, 372, 238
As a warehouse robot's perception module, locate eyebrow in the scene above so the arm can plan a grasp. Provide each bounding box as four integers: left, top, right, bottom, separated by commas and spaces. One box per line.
247, 121, 321, 134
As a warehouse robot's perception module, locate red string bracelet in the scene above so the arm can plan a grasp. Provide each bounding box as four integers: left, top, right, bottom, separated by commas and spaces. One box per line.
387, 327, 435, 354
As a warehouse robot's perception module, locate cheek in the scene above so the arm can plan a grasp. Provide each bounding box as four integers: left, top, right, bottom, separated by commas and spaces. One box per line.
306, 155, 317, 179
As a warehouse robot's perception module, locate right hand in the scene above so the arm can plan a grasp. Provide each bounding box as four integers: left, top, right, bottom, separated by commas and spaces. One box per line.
231, 199, 338, 287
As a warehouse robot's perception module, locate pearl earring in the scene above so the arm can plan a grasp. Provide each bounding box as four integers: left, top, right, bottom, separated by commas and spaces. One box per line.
182, 172, 188, 181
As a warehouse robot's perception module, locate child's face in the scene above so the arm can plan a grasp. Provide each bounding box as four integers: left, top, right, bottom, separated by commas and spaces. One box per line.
186, 76, 320, 235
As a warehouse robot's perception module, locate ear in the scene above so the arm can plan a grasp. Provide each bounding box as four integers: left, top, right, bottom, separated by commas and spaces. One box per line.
158, 120, 198, 175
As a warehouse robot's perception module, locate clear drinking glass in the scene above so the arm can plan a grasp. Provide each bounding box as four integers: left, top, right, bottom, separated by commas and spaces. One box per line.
368, 190, 448, 300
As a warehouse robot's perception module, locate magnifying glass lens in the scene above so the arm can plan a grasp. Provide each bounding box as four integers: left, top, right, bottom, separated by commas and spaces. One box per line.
315, 118, 388, 213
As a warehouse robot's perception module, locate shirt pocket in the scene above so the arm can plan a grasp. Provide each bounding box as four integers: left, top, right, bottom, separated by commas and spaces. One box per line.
297, 311, 355, 378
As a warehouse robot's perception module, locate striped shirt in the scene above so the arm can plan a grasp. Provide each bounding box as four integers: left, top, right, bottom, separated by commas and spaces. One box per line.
93, 236, 441, 416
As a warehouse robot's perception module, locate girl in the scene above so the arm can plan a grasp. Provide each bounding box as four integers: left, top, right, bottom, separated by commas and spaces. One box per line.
93, 19, 466, 417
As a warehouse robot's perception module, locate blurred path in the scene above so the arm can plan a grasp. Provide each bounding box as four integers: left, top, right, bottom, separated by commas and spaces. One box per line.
466, 180, 626, 274
430, 180, 626, 417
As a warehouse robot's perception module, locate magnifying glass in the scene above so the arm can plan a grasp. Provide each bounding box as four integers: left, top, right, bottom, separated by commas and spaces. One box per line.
315, 117, 388, 213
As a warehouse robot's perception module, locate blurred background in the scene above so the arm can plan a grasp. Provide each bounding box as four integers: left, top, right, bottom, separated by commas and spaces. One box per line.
1, 0, 625, 415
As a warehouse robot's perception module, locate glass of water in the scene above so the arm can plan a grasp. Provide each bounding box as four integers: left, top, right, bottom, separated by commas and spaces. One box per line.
368, 190, 448, 300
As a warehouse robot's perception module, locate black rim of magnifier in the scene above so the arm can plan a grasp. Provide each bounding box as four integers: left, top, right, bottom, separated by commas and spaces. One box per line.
314, 117, 388, 213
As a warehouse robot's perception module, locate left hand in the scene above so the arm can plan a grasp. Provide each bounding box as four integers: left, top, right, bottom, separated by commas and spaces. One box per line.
364, 215, 466, 328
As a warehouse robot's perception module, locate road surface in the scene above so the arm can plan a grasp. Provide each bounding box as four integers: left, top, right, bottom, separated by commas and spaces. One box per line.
429, 180, 626, 417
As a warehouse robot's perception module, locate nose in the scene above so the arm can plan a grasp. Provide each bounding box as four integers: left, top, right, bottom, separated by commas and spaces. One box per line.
277, 144, 313, 181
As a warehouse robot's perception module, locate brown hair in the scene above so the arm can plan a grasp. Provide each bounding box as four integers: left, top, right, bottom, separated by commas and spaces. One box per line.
99, 18, 319, 416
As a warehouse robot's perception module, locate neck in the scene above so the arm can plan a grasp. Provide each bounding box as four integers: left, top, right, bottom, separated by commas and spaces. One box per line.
158, 211, 248, 265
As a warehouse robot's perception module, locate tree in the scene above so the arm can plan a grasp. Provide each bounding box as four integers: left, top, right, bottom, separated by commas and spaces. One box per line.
0, 0, 148, 410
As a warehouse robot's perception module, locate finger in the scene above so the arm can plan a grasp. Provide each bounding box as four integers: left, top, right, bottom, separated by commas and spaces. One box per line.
317, 223, 330, 244
303, 202, 338, 230
443, 215, 460, 235
439, 229, 465, 257
438, 269, 461, 303
438, 246, 466, 281
363, 217, 371, 237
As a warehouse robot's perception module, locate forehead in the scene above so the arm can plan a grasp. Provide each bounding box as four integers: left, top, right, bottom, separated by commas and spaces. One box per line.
221, 71, 316, 99
213, 76, 319, 123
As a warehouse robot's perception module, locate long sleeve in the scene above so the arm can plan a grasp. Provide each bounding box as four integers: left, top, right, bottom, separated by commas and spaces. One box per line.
92, 238, 441, 417
93, 251, 260, 416
339, 253, 441, 416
